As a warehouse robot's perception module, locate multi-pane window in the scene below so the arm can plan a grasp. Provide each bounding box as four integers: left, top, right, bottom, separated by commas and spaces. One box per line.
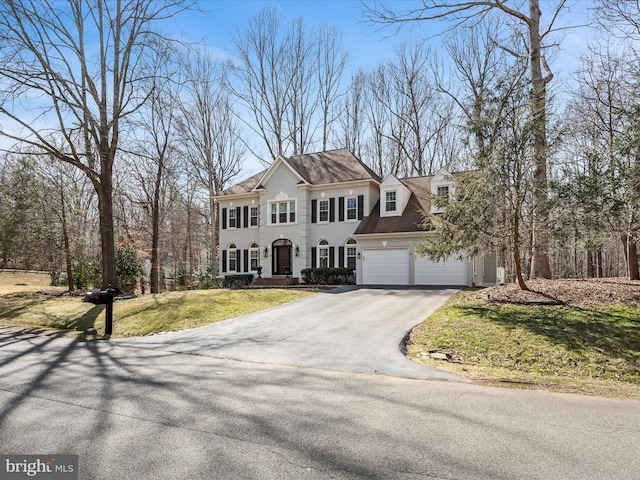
318, 240, 329, 268
270, 201, 296, 224
228, 244, 237, 271
228, 208, 237, 228
319, 199, 329, 222
289, 201, 296, 223
437, 186, 450, 202
346, 239, 357, 269
250, 206, 259, 227
250, 243, 259, 270
346, 197, 357, 220
385, 191, 397, 212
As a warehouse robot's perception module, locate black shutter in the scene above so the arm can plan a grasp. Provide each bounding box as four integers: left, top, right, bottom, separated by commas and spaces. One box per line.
236, 249, 241, 272
222, 208, 227, 230
243, 249, 249, 272
329, 198, 336, 222
222, 250, 227, 273
329, 247, 335, 268
339, 197, 345, 222
311, 199, 317, 223
357, 195, 364, 220
311, 247, 317, 268
339, 246, 345, 268
243, 206, 249, 228
236, 207, 241, 228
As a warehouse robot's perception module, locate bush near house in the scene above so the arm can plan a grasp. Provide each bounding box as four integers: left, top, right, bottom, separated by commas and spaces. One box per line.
222, 274, 254, 288
301, 268, 355, 285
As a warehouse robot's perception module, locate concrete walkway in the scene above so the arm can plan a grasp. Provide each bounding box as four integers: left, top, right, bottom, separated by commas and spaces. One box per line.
115, 286, 465, 381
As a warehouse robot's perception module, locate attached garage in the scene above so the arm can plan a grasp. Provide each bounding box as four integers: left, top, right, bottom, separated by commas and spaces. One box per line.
414, 253, 468, 286
362, 248, 410, 285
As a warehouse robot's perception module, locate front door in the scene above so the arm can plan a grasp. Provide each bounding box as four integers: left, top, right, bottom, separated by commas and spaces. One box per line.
272, 239, 292, 275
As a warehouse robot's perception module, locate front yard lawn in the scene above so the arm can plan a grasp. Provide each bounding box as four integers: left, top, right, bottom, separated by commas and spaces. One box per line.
0, 289, 314, 337
408, 283, 640, 400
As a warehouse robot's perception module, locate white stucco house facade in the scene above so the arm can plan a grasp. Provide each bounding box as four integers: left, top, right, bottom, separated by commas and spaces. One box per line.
215, 148, 496, 286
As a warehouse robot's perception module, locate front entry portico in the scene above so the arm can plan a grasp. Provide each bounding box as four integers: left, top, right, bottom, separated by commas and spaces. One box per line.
272, 239, 292, 275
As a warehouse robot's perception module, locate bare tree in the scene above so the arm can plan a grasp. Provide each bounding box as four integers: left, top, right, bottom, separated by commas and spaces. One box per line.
363, 0, 571, 279
0, 0, 193, 288
338, 69, 368, 160
316, 25, 349, 151
178, 48, 245, 273
230, 7, 349, 160
127, 52, 181, 294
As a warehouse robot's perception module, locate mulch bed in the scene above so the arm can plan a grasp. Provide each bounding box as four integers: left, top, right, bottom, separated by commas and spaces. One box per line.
477, 278, 640, 306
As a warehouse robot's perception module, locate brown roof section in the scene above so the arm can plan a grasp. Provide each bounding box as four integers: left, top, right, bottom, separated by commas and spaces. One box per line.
355, 176, 432, 235
285, 148, 381, 185
222, 170, 268, 195
221, 149, 381, 195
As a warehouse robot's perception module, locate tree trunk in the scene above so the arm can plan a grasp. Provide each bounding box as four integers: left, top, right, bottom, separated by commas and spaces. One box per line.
597, 248, 603, 278
528, 0, 552, 279
513, 208, 529, 290
59, 184, 74, 292
150, 205, 160, 293
623, 234, 640, 280
97, 180, 117, 289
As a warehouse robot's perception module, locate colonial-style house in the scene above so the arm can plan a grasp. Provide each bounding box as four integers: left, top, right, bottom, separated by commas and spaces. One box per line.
216, 148, 496, 286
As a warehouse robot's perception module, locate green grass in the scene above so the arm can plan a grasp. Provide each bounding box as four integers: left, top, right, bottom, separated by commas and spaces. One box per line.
0, 289, 314, 337
407, 291, 640, 399
0, 271, 62, 294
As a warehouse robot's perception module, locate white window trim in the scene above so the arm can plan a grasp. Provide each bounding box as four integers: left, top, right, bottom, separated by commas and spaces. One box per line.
346, 239, 357, 269
345, 196, 358, 222
227, 245, 237, 272
249, 244, 260, 271
228, 209, 237, 229
431, 182, 454, 214
381, 189, 399, 217
268, 198, 297, 226
318, 240, 329, 268
249, 206, 259, 228
318, 199, 329, 223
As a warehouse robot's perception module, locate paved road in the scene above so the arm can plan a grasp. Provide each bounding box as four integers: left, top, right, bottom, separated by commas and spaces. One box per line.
0, 329, 639, 479
115, 287, 464, 381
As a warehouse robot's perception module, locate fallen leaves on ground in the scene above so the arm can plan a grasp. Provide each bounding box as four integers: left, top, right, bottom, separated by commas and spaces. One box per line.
478, 277, 640, 306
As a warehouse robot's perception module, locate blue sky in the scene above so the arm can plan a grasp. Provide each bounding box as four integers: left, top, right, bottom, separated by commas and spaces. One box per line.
170, 0, 421, 68
163, 0, 593, 177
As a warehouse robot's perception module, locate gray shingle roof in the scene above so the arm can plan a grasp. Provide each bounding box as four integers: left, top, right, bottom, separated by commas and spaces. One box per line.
221, 149, 380, 195
354, 177, 431, 235
285, 149, 381, 185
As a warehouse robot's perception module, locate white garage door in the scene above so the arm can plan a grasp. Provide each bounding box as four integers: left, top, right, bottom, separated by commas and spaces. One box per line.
415, 253, 468, 286
362, 248, 410, 285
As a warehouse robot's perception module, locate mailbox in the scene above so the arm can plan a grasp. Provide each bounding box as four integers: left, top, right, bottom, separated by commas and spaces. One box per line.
82, 285, 115, 336
84, 290, 113, 305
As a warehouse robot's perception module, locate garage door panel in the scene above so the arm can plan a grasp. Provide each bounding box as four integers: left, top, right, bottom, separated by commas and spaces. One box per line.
363, 249, 409, 285
415, 254, 467, 286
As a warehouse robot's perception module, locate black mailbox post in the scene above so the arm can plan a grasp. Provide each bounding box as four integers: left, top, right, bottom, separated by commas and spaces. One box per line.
83, 285, 115, 336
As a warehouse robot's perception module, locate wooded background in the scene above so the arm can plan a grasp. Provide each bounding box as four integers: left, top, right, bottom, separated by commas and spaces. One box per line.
0, 1, 638, 291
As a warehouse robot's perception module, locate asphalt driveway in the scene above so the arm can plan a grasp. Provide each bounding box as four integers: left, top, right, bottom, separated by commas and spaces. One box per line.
116, 286, 465, 381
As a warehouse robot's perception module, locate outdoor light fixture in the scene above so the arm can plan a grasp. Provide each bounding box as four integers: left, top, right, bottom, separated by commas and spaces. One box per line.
357, 252, 361, 259
264, 247, 268, 258
295, 246, 299, 257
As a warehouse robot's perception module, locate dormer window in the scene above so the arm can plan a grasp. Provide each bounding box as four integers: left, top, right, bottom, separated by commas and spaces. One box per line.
430, 169, 455, 214
385, 191, 397, 212
437, 186, 449, 202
